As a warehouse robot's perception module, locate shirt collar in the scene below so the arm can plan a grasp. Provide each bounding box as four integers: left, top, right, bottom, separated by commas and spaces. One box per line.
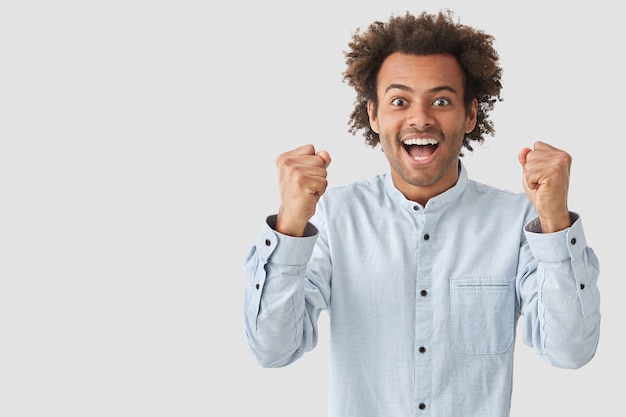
384, 159, 468, 211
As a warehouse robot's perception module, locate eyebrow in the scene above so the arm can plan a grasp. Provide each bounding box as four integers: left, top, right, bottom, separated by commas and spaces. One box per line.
384, 83, 459, 96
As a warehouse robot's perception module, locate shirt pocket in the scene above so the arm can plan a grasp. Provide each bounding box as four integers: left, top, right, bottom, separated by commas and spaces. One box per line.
449, 276, 515, 355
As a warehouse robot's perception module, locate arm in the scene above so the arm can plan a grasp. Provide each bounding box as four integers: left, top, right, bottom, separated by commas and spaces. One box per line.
518, 214, 601, 368
243, 217, 329, 368
517, 142, 600, 367
243, 145, 332, 367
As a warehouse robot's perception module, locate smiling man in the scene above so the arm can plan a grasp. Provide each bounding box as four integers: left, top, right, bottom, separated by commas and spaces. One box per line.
369, 52, 476, 205
243, 10, 601, 417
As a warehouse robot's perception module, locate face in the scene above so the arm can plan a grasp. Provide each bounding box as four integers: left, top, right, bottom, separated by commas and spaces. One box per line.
368, 52, 477, 204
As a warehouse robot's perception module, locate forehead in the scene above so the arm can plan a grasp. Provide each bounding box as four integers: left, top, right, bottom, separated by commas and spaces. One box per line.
377, 52, 465, 94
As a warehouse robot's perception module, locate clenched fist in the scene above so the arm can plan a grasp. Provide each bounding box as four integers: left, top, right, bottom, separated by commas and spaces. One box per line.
275, 144, 331, 237
518, 141, 572, 233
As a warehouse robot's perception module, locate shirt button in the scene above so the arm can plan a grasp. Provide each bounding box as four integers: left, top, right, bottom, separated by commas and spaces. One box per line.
419, 346, 426, 353
580, 283, 585, 290
418, 403, 426, 410
255, 283, 260, 290
420, 290, 428, 297
570, 237, 577, 245
413, 205, 419, 211
423, 233, 430, 240
265, 239, 271, 246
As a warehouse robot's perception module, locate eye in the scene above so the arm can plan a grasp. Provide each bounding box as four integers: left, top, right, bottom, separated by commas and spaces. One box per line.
391, 98, 408, 107
433, 98, 450, 107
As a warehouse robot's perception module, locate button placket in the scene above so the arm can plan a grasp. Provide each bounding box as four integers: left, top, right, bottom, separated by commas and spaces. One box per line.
414, 212, 433, 416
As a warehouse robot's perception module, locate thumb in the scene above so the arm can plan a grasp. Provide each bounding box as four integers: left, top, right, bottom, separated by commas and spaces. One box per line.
518, 147, 531, 166
317, 150, 332, 168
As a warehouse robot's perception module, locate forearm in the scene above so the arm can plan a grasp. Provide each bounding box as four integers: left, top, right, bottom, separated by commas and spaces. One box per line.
243, 218, 323, 368
533, 255, 600, 368
537, 210, 572, 234
244, 259, 310, 367
521, 215, 601, 368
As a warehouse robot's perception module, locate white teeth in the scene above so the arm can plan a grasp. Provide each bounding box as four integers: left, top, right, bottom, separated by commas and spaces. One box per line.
403, 138, 438, 146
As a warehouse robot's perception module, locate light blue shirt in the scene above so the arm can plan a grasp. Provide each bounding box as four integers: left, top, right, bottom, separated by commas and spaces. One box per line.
244, 161, 600, 417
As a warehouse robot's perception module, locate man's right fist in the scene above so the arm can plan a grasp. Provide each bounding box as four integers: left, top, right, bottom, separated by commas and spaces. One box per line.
275, 144, 331, 237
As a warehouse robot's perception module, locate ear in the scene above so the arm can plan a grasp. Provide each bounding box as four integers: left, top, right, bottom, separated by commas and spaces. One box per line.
367, 100, 380, 134
465, 99, 478, 133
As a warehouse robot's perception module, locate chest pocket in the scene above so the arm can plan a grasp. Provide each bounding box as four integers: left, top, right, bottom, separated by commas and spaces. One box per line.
450, 276, 515, 355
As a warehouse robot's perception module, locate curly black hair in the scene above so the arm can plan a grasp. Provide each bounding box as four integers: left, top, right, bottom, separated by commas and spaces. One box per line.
343, 10, 503, 153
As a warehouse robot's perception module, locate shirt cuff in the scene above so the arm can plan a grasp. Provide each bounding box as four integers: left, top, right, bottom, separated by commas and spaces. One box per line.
254, 215, 319, 266
524, 212, 587, 263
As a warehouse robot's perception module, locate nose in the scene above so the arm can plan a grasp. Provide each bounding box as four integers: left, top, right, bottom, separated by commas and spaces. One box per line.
407, 102, 434, 128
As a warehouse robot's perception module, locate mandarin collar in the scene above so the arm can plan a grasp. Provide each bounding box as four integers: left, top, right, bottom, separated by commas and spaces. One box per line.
384, 159, 468, 212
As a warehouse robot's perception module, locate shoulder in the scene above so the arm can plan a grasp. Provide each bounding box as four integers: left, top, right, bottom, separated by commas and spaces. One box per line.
316, 173, 388, 213
466, 178, 534, 213
325, 174, 386, 197
467, 178, 518, 196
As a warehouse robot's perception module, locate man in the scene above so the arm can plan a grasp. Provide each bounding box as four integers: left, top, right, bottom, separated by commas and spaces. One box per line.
243, 10, 600, 417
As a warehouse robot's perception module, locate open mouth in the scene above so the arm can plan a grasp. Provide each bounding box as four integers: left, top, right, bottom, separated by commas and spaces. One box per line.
402, 138, 439, 161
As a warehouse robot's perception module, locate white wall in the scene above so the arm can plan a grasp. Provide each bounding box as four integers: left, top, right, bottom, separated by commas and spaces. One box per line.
0, 1, 620, 416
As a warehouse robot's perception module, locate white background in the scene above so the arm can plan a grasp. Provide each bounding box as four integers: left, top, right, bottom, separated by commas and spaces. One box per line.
0, 1, 621, 415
